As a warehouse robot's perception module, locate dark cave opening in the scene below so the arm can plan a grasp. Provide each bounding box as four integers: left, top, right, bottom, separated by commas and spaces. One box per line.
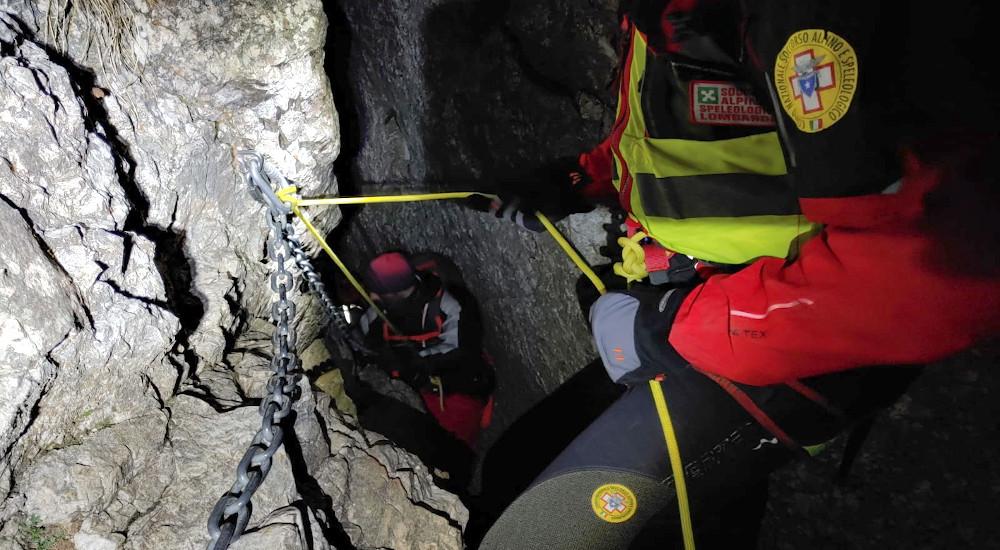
314, 0, 625, 541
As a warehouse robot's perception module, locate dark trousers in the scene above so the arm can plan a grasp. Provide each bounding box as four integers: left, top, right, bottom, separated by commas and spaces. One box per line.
478, 363, 918, 549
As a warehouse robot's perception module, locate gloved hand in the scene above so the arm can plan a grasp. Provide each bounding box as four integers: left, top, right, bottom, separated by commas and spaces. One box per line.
463, 192, 547, 232
464, 157, 595, 232
493, 193, 550, 232
568, 167, 592, 189
373, 344, 435, 387
463, 193, 497, 214
589, 286, 694, 386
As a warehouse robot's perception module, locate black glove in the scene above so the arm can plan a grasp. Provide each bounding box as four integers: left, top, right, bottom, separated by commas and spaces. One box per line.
463, 192, 548, 232
378, 345, 437, 388
589, 286, 694, 386
464, 157, 595, 232
464, 193, 497, 214
568, 167, 592, 189
492, 193, 549, 232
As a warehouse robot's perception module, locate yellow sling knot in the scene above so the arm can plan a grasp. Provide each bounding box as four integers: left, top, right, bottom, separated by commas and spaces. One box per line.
613, 231, 650, 283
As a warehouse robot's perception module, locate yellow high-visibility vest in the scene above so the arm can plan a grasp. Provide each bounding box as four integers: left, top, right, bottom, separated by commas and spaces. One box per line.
610, 27, 817, 265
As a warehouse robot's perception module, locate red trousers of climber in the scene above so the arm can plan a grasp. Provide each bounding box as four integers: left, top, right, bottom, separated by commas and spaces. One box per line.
420, 390, 488, 448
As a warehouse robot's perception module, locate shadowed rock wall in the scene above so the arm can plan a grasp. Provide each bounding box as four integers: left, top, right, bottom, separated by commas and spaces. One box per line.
334, 0, 621, 436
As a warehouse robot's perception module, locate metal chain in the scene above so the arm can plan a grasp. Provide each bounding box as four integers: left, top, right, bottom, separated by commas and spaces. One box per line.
284, 229, 368, 355
206, 195, 301, 549
206, 151, 359, 549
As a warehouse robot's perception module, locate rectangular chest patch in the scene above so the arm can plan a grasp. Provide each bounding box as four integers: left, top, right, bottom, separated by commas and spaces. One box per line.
690, 81, 776, 127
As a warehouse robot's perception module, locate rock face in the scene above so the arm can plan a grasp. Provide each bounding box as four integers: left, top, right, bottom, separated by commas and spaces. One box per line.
0, 1, 464, 548
334, 0, 621, 435
337, 0, 619, 185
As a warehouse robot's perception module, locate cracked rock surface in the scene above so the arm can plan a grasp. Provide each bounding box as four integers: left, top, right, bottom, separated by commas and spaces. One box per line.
0, 1, 465, 548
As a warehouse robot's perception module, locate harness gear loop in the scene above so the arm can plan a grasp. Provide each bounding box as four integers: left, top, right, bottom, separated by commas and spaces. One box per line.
701, 371, 802, 451
785, 380, 845, 418
648, 378, 696, 550
705, 372, 842, 458
276, 188, 607, 297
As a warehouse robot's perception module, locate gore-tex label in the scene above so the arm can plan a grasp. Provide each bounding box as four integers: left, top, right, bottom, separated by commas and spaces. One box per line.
690, 81, 776, 127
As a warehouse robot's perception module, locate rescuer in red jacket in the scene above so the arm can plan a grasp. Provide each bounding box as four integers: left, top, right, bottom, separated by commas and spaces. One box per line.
477, 2, 999, 547
667, 140, 1000, 385
578, 0, 1000, 385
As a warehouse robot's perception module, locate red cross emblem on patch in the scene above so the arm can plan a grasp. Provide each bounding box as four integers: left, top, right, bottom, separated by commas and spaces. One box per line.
790, 49, 835, 114
601, 492, 628, 514
592, 483, 637, 523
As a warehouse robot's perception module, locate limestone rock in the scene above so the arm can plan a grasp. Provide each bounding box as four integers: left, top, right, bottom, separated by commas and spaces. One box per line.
313, 395, 466, 550
230, 506, 330, 550
1, 1, 464, 548
120, 395, 300, 549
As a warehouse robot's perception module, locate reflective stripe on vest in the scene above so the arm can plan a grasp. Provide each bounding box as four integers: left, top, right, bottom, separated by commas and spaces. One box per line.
610, 25, 818, 265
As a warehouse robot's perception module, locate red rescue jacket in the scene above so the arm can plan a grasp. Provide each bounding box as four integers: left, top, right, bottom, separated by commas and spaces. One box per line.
670, 148, 1000, 385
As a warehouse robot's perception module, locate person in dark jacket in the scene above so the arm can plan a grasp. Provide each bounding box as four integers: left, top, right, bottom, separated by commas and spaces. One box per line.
361, 251, 495, 448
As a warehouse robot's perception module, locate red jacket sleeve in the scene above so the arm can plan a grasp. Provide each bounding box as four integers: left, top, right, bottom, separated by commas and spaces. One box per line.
576, 138, 619, 205
668, 162, 1000, 385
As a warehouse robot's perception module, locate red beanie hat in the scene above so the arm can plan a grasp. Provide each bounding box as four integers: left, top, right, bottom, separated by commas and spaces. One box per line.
365, 252, 416, 294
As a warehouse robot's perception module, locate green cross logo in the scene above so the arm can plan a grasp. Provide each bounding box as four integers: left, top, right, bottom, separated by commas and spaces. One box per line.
698, 86, 720, 104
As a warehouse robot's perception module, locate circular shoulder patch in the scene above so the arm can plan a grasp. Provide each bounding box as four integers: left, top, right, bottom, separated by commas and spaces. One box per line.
591, 483, 638, 523
773, 29, 859, 133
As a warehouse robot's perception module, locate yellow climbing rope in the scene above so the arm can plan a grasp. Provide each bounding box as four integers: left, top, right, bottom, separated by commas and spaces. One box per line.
649, 378, 696, 550
288, 192, 484, 207
534, 212, 607, 295
613, 231, 650, 283
276, 186, 399, 332
274, 187, 606, 326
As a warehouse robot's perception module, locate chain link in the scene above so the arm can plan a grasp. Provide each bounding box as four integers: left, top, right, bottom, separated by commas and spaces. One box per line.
206, 152, 358, 549
284, 228, 368, 355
